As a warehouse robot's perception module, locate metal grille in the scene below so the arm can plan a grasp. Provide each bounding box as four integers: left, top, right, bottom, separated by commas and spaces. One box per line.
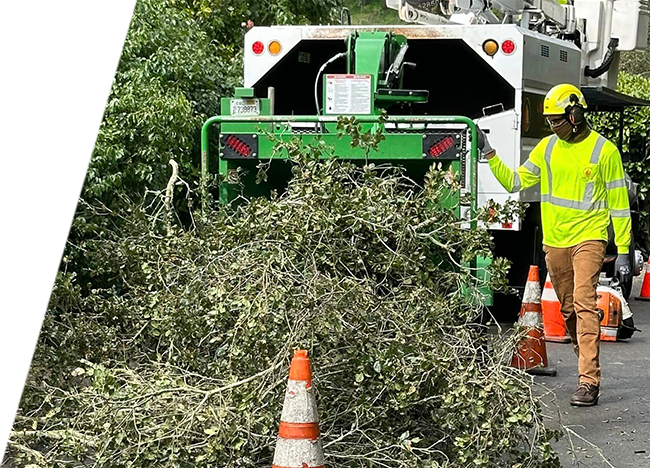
560, 50, 568, 62
385, 127, 427, 133
288, 122, 321, 134
541, 45, 550, 58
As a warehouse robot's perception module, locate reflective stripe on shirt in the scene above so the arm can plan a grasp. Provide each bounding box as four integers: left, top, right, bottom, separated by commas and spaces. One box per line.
611, 208, 631, 218
523, 159, 541, 176
512, 172, 522, 191
606, 178, 626, 190
543, 134, 609, 211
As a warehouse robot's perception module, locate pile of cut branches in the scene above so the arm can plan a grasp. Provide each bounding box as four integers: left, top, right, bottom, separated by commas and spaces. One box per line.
8, 137, 558, 468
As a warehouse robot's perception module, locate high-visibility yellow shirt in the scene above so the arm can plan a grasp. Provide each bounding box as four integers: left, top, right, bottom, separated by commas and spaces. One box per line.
488, 131, 632, 254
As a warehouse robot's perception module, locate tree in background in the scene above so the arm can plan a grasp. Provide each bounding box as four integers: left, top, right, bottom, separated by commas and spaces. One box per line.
620, 27, 650, 78
0, 0, 216, 271
186, 0, 342, 54
0, 0, 338, 278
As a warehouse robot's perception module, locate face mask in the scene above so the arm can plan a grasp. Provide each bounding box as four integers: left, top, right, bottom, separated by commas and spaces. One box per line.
549, 117, 575, 141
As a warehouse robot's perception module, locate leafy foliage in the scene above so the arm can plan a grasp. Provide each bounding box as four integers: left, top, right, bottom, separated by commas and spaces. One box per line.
0, 0, 337, 271
0, 137, 556, 467
8, 138, 559, 467
619, 28, 650, 78
195, 0, 342, 46
0, 0, 230, 274
621, 51, 650, 78
343, 0, 403, 25
5, 2, 564, 466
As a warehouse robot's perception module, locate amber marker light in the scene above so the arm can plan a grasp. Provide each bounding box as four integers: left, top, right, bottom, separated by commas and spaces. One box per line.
482, 39, 499, 57
268, 40, 282, 56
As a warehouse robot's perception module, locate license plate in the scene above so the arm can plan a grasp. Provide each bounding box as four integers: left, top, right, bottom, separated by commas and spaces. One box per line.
230, 98, 260, 116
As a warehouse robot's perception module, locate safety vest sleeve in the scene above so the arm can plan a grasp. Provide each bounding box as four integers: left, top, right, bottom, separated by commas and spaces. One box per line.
487, 142, 544, 193
599, 141, 632, 254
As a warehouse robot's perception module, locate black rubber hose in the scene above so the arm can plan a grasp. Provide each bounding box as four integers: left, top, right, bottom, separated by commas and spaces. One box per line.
584, 38, 619, 78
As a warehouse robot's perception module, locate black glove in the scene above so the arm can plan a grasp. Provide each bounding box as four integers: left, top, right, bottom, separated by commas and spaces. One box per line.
476, 128, 494, 157
615, 254, 631, 286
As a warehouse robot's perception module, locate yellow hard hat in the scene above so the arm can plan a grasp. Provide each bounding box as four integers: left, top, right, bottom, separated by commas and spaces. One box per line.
543, 83, 588, 116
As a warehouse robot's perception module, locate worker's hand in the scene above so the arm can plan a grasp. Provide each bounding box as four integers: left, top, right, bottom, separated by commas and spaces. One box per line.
476, 128, 496, 159
615, 254, 631, 286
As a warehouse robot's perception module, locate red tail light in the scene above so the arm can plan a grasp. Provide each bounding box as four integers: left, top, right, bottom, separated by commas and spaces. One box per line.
226, 135, 252, 157
252, 41, 264, 55
502, 39, 516, 55
428, 136, 455, 158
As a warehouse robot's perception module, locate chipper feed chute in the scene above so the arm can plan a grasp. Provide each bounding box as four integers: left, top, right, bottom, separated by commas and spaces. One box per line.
200, 30, 491, 303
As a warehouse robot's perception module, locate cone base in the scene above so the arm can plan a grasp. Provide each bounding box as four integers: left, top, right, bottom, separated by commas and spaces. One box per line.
511, 327, 550, 370
545, 336, 571, 343
526, 366, 557, 376
635, 296, 650, 301
273, 465, 325, 468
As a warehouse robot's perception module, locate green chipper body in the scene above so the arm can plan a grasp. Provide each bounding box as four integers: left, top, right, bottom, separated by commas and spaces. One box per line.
201, 31, 492, 304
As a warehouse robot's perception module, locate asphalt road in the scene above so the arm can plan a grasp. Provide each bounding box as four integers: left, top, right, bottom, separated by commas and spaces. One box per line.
535, 276, 650, 468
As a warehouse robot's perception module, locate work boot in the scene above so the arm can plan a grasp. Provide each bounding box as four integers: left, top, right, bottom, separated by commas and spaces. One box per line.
570, 382, 600, 407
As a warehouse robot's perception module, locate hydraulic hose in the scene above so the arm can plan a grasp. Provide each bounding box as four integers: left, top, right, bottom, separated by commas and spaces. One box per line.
584, 38, 619, 79
314, 52, 347, 116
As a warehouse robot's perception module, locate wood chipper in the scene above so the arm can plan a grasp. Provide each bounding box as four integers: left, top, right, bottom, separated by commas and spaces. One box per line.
220, 0, 650, 313
201, 31, 492, 302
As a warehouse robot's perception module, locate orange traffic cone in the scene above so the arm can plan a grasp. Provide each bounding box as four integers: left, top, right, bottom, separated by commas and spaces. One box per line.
541, 274, 571, 343
636, 258, 650, 301
272, 349, 325, 468
511, 266, 557, 376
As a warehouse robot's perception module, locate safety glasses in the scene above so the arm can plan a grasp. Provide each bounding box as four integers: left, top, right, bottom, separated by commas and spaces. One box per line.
546, 116, 567, 128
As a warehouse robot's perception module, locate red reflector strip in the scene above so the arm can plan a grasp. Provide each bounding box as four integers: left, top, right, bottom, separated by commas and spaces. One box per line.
502, 222, 513, 229
428, 136, 455, 158
225, 135, 252, 157
521, 302, 542, 313
278, 422, 320, 440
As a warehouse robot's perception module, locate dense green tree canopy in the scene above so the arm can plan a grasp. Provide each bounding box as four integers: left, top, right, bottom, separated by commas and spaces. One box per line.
0, 0, 337, 269
0, 0, 218, 272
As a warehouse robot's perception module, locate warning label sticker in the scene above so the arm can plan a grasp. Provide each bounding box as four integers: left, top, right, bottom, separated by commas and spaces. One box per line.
325, 74, 372, 115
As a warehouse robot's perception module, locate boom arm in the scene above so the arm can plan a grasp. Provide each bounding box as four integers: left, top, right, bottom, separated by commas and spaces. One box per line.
385, 0, 648, 89
387, 0, 572, 29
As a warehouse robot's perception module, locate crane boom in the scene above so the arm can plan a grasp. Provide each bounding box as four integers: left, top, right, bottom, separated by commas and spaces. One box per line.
387, 0, 648, 89
387, 0, 571, 28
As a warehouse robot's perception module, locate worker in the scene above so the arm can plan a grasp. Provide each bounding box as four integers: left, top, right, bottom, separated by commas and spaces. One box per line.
477, 83, 632, 407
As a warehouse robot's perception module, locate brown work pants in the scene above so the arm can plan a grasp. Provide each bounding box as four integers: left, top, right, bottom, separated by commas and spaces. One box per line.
543, 240, 606, 386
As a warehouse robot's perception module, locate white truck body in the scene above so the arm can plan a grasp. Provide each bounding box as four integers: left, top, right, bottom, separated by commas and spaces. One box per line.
243, 24, 582, 230
241, 0, 647, 232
